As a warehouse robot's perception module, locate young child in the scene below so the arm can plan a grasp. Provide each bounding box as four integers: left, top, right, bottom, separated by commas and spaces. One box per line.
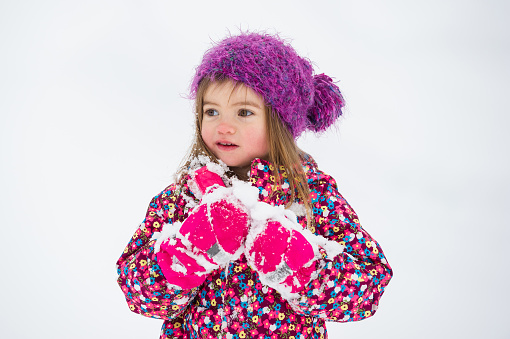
116, 32, 392, 339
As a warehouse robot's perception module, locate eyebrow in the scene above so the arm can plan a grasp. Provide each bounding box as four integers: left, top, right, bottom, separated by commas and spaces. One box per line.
203, 100, 263, 109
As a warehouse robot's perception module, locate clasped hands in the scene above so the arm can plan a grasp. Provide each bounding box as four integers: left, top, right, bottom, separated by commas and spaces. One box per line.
156, 166, 318, 293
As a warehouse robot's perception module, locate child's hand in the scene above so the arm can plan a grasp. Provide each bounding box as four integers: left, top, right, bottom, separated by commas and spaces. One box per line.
157, 166, 250, 289
157, 237, 217, 289
190, 165, 226, 196
177, 165, 251, 266
178, 198, 250, 266
247, 220, 317, 293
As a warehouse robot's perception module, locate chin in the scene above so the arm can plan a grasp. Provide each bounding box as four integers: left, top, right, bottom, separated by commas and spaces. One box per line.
226, 162, 247, 168
222, 159, 250, 168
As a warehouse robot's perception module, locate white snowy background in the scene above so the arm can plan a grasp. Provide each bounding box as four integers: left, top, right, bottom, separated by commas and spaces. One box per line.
1, 0, 508, 338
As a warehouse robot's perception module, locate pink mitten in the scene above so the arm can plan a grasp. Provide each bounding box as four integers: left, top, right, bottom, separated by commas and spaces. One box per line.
179, 200, 249, 264
179, 166, 250, 265
248, 221, 316, 293
192, 166, 225, 195
157, 238, 214, 289
157, 166, 248, 289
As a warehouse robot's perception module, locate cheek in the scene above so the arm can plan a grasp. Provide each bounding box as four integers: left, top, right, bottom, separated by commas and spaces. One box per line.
201, 123, 214, 147
252, 128, 269, 154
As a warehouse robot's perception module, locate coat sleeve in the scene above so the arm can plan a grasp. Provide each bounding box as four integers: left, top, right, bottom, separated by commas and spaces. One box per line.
116, 184, 199, 320
288, 171, 393, 322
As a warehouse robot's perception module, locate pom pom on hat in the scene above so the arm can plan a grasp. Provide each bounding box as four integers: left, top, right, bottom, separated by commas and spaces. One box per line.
190, 32, 345, 138
306, 74, 345, 133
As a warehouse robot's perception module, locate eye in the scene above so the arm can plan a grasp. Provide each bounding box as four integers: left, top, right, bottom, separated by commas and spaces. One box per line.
204, 109, 219, 117
239, 109, 254, 117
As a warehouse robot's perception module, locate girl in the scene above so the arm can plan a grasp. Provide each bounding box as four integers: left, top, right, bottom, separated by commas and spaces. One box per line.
116, 32, 392, 339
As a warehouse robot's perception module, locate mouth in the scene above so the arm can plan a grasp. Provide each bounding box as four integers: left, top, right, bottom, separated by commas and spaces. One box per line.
216, 141, 239, 151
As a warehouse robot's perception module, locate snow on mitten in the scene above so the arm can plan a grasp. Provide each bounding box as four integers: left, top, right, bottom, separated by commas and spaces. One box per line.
157, 237, 216, 289
247, 220, 317, 293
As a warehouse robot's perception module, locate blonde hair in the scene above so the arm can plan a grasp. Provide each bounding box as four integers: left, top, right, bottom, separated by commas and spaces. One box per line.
178, 77, 313, 228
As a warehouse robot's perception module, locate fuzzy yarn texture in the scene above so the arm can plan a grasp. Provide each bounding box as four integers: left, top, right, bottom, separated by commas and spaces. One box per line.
190, 32, 345, 138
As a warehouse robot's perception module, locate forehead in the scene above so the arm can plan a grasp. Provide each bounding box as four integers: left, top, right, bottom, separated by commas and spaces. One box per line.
203, 80, 265, 106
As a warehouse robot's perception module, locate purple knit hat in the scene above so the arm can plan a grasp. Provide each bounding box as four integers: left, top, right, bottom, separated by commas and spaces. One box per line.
190, 32, 345, 138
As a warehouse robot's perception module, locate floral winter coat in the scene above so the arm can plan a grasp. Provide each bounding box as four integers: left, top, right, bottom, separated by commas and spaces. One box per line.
116, 156, 392, 339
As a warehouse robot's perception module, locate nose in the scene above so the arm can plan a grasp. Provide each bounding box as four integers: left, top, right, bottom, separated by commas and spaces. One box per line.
217, 116, 236, 135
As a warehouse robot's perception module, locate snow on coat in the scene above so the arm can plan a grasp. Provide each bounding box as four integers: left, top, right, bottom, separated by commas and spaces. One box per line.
116, 155, 393, 339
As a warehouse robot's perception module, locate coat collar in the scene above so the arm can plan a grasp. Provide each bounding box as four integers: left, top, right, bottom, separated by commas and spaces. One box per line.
181, 155, 320, 207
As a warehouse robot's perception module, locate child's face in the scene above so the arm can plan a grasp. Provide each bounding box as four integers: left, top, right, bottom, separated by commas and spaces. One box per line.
201, 81, 269, 169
